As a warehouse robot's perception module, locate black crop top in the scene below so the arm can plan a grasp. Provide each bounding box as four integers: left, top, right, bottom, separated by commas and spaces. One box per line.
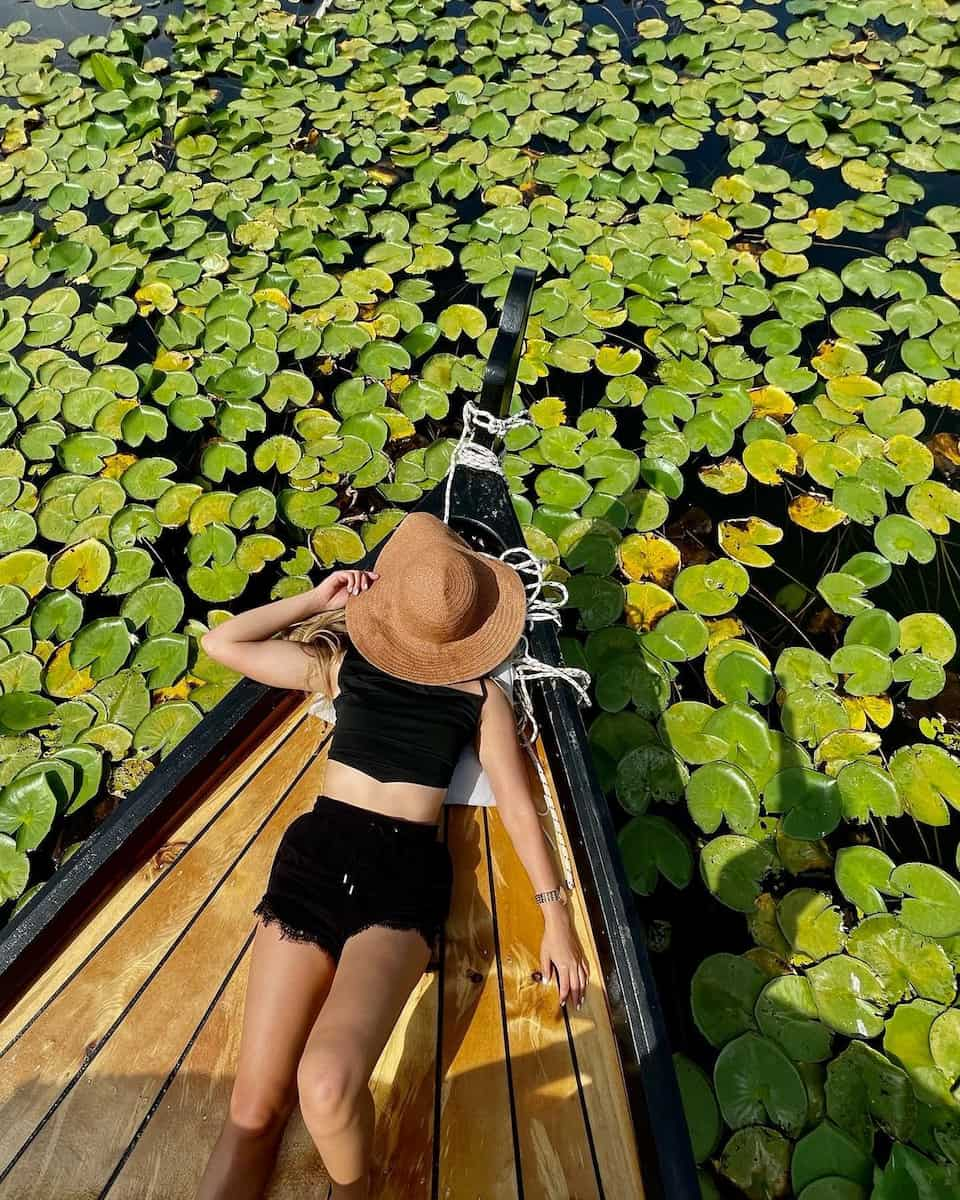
327, 641, 488, 788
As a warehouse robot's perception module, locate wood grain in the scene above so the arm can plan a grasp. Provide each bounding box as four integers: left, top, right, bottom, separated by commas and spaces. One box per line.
485, 799, 600, 1200
0, 718, 328, 1192
437, 804, 519, 1200
0, 709, 649, 1199
527, 738, 648, 1200
0, 702, 312, 1055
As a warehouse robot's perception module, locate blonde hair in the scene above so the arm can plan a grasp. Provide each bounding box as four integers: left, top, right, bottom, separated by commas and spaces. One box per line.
286, 607, 348, 696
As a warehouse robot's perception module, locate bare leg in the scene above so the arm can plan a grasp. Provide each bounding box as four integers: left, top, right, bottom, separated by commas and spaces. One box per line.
296, 925, 432, 1200
198, 918, 338, 1200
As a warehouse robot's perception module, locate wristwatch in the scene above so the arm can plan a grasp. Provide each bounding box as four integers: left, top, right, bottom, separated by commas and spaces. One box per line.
535, 887, 568, 907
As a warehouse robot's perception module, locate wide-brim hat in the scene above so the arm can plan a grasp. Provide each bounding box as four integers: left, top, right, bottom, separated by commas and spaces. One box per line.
344, 511, 528, 685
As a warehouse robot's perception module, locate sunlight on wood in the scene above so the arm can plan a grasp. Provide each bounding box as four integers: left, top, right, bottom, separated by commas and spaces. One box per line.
0, 697, 646, 1200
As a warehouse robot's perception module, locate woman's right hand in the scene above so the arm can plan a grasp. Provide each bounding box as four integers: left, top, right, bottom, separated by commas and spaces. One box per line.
310, 569, 379, 612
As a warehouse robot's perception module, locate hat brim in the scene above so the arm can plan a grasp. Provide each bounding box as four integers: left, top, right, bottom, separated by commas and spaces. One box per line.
343, 513, 528, 685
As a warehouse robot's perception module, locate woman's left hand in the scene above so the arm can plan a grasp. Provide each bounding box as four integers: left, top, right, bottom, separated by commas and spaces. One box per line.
540, 919, 589, 1011
312, 569, 379, 611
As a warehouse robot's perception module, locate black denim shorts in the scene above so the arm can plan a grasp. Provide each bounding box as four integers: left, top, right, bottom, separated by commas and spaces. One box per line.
253, 793, 453, 963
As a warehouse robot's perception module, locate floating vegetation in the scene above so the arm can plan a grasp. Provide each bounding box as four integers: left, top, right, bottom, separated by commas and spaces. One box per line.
2, 0, 960, 1192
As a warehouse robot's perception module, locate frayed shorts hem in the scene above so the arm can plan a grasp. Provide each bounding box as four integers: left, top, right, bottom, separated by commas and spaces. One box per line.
253, 896, 442, 965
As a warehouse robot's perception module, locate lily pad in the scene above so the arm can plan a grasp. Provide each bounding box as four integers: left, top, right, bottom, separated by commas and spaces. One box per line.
700, 835, 779, 912
714, 1032, 808, 1137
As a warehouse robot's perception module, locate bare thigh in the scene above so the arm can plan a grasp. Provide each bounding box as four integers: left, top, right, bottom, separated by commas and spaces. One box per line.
300, 925, 433, 1084
233, 919, 339, 1118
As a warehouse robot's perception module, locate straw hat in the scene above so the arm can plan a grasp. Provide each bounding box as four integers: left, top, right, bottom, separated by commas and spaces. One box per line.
344, 512, 528, 685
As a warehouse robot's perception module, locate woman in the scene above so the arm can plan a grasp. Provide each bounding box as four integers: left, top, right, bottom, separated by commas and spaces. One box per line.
197, 511, 589, 1200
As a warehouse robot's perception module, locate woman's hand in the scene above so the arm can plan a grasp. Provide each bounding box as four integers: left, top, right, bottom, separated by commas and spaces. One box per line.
309, 569, 379, 612
539, 912, 589, 1011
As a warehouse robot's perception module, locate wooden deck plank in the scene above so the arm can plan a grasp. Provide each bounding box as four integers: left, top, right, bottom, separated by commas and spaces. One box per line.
0, 707, 647, 1200
437, 805, 519, 1200
529, 739, 647, 1199
104, 931, 331, 1200
365, 814, 446, 1199
0, 700, 309, 1052
366, 965, 438, 1198
485, 797, 601, 1200
104, 932, 261, 1200
110, 805, 441, 1200
0, 718, 328, 1188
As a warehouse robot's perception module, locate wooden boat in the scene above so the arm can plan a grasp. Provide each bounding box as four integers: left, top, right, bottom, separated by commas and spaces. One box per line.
0, 271, 699, 1199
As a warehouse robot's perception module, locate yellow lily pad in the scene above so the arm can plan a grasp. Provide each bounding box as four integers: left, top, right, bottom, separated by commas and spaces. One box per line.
700, 458, 748, 494
43, 641, 96, 698
719, 517, 783, 568
619, 533, 681, 587
624, 581, 676, 631
750, 386, 795, 420
0, 549, 48, 597
742, 439, 799, 485
788, 494, 847, 533
48, 538, 111, 593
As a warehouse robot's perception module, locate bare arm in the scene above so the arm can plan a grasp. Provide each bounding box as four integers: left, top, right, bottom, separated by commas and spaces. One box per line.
477, 680, 589, 1008
200, 568, 377, 692
477, 680, 564, 898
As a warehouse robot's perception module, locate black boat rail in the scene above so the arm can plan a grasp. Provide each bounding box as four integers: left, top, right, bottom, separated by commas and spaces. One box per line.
0, 268, 697, 1198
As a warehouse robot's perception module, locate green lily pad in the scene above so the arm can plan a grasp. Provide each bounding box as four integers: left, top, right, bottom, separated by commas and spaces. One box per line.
687, 761, 759, 836
756, 975, 833, 1064
806, 955, 887, 1039
873, 515, 936, 565
714, 1032, 808, 1137
674, 1052, 721, 1163
0, 691, 55, 734
777, 889, 845, 965
700, 835, 779, 912
847, 915, 955, 1005
829, 645, 893, 697
618, 813, 693, 895
0, 769, 59, 851
133, 701, 202, 759
719, 1126, 791, 1200
674, 560, 750, 616
0, 834, 29, 901
890, 863, 960, 938
826, 1041, 916, 1146
764, 769, 842, 840
690, 952, 767, 1048
889, 744, 960, 826
791, 1121, 873, 1195
836, 845, 901, 915
658, 701, 727, 765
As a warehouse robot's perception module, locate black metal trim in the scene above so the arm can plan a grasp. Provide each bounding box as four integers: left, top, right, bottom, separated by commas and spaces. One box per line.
479, 266, 537, 426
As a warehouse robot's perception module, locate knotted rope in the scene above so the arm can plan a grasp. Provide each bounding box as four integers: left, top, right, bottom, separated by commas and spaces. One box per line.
441, 399, 533, 525
476, 547, 591, 892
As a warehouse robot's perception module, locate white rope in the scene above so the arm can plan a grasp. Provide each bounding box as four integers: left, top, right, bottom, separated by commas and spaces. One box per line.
441, 399, 533, 524
441, 402, 592, 893
479, 551, 592, 893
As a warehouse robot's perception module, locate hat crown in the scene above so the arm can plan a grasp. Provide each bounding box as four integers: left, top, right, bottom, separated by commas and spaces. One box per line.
398, 548, 483, 642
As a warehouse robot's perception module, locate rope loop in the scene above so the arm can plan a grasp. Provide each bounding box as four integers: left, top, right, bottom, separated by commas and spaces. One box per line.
441, 399, 533, 523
